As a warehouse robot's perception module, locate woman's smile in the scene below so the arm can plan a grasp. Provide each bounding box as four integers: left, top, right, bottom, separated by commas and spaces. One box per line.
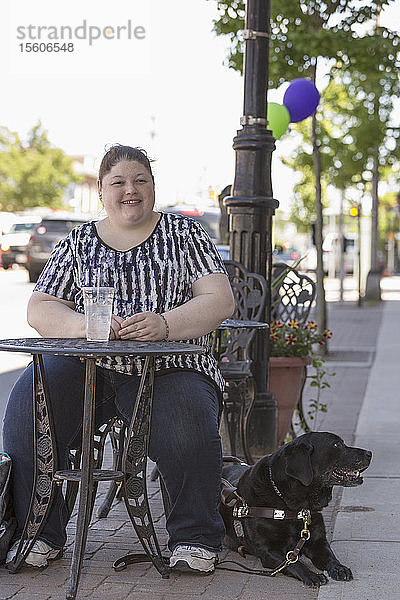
121, 198, 141, 205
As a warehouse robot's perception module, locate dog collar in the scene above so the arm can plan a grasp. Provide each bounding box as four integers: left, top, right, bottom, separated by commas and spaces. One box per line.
268, 464, 285, 501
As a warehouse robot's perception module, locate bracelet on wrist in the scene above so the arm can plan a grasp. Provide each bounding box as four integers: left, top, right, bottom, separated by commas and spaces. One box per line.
159, 313, 170, 341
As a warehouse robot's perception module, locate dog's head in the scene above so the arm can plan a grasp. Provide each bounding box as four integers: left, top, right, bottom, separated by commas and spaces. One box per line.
280, 432, 372, 488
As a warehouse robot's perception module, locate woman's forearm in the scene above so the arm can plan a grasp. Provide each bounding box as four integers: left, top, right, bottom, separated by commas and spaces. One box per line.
163, 293, 234, 341
28, 294, 85, 338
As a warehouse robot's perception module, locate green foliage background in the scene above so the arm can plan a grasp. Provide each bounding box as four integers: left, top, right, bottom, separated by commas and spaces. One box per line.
213, 0, 400, 230
0, 122, 80, 212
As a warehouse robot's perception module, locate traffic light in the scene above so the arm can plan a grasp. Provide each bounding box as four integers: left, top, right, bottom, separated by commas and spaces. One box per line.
349, 206, 359, 217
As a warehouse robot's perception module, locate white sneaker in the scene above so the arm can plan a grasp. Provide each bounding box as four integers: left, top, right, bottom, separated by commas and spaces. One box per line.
6, 539, 62, 568
170, 544, 217, 574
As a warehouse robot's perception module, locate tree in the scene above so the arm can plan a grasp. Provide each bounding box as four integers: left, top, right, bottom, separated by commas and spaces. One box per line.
0, 122, 80, 212
214, 0, 398, 322
286, 79, 376, 228
282, 105, 336, 231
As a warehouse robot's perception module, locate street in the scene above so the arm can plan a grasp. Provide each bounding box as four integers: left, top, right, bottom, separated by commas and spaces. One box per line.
0, 268, 38, 441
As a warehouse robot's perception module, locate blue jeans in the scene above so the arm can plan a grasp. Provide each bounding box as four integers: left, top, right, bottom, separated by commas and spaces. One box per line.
3, 356, 225, 552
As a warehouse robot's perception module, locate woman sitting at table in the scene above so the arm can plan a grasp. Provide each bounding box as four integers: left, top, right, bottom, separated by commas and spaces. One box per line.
3, 144, 235, 573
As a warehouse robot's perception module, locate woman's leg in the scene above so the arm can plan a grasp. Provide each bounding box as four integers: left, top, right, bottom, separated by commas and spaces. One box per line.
115, 370, 225, 553
3, 356, 115, 549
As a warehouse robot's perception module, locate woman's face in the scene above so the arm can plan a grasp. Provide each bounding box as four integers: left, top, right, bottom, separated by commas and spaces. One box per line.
98, 160, 155, 229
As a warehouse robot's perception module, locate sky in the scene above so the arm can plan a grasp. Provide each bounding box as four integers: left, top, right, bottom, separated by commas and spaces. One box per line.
1, 0, 399, 213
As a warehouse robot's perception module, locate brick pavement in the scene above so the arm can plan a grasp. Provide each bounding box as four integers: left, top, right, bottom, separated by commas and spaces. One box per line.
0, 301, 383, 600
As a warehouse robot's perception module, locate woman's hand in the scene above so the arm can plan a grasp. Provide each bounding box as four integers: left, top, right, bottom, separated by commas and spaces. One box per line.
109, 315, 124, 340
118, 312, 167, 341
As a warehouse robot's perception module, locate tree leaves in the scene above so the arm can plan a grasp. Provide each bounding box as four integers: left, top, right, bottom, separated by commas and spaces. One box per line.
213, 0, 400, 227
213, 0, 395, 83
0, 122, 80, 212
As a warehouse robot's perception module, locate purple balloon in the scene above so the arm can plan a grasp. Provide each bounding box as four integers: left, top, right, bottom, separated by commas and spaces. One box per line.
283, 79, 320, 123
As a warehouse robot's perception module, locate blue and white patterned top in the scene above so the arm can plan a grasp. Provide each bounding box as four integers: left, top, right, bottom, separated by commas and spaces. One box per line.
34, 212, 226, 391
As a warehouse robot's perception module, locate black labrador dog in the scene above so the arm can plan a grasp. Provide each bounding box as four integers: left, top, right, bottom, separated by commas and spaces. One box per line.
220, 432, 372, 587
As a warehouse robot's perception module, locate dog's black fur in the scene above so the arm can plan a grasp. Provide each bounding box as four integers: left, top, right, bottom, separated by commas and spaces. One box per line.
220, 432, 372, 587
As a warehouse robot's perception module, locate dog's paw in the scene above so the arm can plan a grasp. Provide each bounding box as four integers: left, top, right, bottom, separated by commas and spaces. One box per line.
302, 572, 329, 588
327, 563, 353, 581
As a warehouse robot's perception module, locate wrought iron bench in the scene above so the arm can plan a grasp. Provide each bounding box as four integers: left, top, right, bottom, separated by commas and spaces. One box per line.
217, 260, 268, 463
271, 262, 316, 325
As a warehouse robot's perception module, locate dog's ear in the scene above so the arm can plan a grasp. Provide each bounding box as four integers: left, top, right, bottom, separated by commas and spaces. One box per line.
284, 440, 314, 486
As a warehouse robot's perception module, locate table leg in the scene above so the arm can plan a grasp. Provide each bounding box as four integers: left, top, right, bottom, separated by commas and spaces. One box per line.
9, 354, 58, 573
118, 356, 170, 578
66, 358, 97, 600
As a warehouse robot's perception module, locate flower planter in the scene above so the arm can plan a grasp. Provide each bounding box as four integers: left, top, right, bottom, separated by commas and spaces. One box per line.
269, 356, 311, 445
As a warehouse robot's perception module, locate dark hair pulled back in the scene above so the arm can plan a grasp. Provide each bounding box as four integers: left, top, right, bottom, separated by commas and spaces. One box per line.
98, 144, 154, 184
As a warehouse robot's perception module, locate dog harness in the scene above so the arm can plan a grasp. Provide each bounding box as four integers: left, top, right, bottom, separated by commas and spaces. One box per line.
220, 458, 312, 577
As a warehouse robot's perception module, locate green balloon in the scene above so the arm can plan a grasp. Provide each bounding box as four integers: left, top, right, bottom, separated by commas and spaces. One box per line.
267, 102, 290, 140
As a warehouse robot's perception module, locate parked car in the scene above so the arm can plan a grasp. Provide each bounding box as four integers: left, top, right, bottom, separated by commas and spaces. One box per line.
0, 216, 42, 270
322, 232, 356, 275
304, 233, 357, 275
26, 214, 89, 282
164, 206, 221, 242
273, 243, 299, 265
0, 212, 16, 236
164, 206, 230, 259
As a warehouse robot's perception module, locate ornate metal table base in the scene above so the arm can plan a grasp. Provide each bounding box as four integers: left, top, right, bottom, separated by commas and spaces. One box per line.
114, 355, 170, 578
7, 354, 57, 573
0, 339, 202, 599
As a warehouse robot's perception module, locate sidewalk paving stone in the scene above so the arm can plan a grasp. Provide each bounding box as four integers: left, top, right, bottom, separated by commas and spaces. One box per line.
318, 541, 400, 600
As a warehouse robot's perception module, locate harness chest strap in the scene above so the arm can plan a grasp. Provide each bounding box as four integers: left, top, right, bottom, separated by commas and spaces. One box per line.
221, 480, 311, 521
233, 505, 308, 520
221, 478, 312, 569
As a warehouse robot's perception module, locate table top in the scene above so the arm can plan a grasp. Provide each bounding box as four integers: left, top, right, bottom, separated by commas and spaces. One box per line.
219, 318, 269, 329
0, 338, 204, 358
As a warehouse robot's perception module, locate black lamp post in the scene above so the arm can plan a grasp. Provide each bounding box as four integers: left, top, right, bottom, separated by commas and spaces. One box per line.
225, 0, 279, 455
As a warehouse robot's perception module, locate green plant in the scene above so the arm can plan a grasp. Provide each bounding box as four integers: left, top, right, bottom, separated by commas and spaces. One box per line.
306, 355, 335, 429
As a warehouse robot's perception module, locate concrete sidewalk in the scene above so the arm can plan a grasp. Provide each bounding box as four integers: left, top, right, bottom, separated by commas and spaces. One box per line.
0, 298, 393, 599
318, 300, 400, 600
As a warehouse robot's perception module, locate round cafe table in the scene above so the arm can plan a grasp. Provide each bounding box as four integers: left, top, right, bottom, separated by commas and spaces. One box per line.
0, 338, 204, 600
